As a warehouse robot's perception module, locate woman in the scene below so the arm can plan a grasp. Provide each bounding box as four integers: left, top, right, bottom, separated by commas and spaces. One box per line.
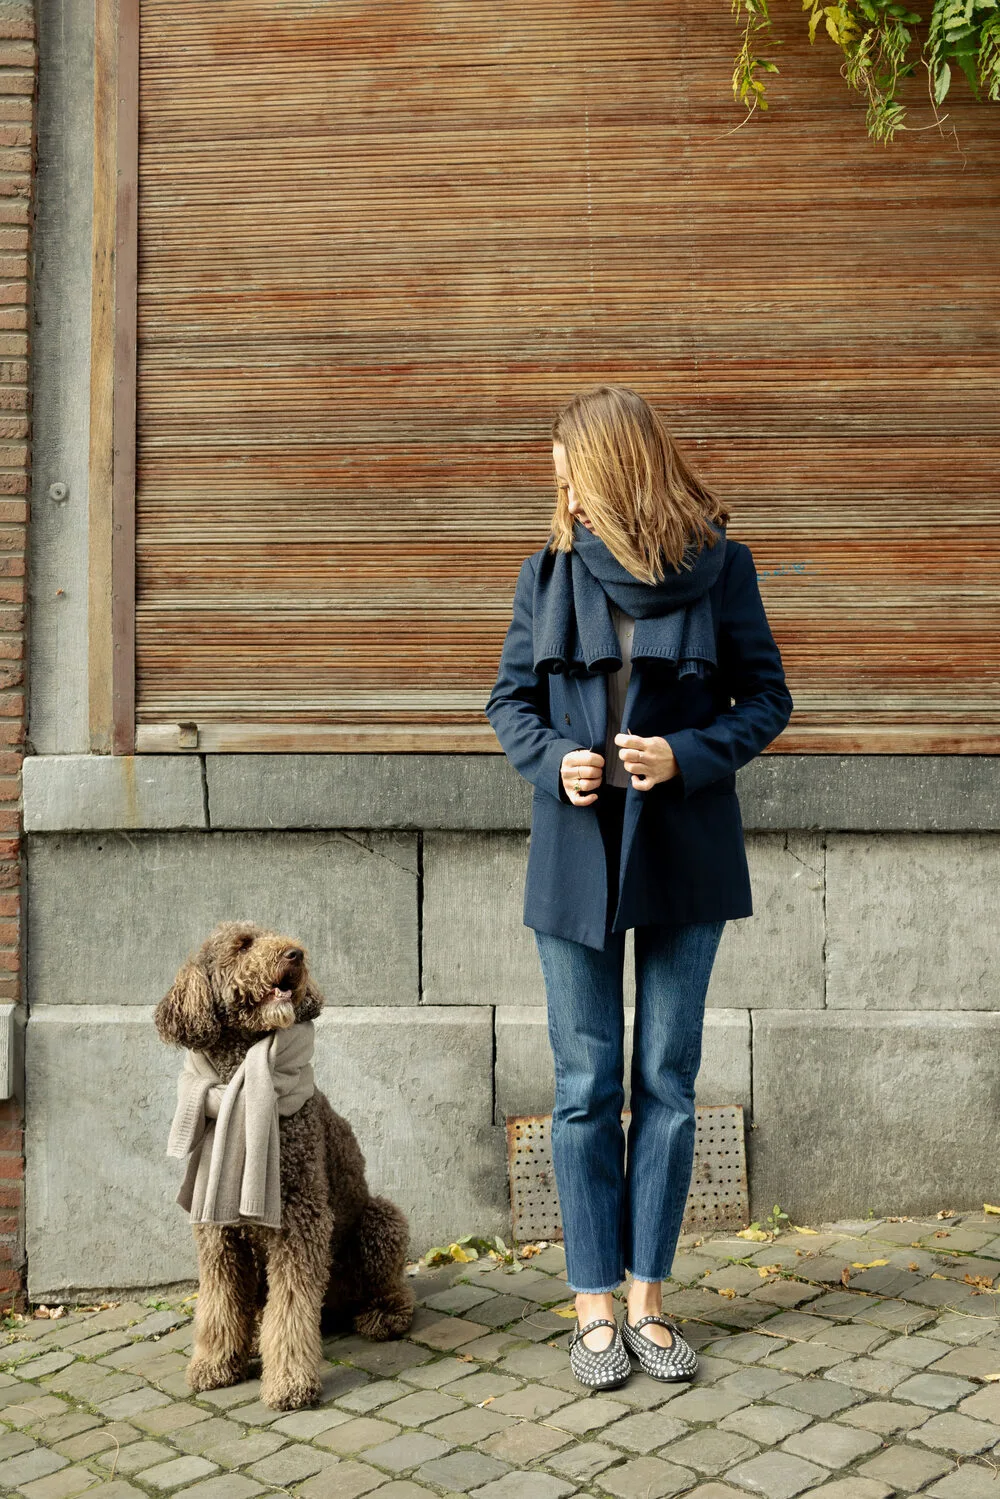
485, 386, 793, 1389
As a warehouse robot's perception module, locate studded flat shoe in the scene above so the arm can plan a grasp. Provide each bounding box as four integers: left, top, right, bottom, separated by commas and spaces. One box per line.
621, 1312, 698, 1381
568, 1316, 632, 1390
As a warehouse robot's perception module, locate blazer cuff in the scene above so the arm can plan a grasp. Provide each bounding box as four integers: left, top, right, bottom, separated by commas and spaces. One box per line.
662, 729, 713, 798
544, 736, 588, 803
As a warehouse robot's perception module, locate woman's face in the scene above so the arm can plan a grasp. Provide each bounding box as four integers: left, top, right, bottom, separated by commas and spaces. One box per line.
552, 441, 595, 532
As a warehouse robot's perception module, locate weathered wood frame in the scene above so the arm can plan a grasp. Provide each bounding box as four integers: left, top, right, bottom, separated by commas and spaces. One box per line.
89, 0, 138, 754
88, 2, 997, 757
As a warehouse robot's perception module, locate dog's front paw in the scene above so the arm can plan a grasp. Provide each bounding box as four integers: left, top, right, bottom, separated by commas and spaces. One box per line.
187, 1354, 247, 1393
260, 1372, 322, 1411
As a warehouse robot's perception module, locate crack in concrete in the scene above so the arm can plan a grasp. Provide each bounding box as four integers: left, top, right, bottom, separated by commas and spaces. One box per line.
821, 835, 828, 1009
335, 829, 418, 879
784, 832, 823, 878
199, 755, 210, 829
416, 830, 424, 1005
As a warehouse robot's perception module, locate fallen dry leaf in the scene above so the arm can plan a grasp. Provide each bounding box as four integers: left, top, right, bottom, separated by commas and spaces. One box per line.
793, 1226, 818, 1235
908, 1262, 920, 1271
736, 1227, 770, 1243
841, 1268, 851, 1286
984, 1203, 1000, 1216
758, 1265, 783, 1276
456, 1353, 476, 1362
933, 1231, 950, 1239
936, 1209, 956, 1219
851, 1259, 889, 1269
552, 1303, 578, 1319
718, 1288, 738, 1299
930, 1273, 948, 1280
964, 1274, 995, 1292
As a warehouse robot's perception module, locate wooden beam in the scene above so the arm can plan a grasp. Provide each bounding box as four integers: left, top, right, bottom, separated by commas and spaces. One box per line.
112, 0, 138, 753
87, 0, 115, 752
133, 722, 1000, 755
88, 0, 138, 754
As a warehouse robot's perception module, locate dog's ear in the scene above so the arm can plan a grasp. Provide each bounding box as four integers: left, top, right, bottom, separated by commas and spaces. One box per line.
297, 978, 325, 1022
155, 961, 221, 1051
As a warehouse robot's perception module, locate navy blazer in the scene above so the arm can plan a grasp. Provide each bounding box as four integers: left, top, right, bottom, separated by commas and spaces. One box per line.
485, 537, 794, 950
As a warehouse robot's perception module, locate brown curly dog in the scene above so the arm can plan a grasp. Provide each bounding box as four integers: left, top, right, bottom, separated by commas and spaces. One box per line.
155, 920, 414, 1410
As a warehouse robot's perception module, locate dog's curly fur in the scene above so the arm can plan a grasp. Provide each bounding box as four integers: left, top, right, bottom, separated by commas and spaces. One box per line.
155, 920, 414, 1410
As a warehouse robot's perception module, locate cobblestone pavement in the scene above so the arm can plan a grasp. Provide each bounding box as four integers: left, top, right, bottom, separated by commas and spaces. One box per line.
2, 1213, 1000, 1499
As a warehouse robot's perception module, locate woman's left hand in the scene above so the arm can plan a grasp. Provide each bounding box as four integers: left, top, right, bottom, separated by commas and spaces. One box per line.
613, 733, 680, 791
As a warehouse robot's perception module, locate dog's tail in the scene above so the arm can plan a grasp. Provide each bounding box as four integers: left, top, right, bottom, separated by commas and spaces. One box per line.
350, 1195, 415, 1341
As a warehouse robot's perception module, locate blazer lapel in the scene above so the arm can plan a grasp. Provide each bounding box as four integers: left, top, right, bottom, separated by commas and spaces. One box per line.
576, 671, 608, 756
619, 667, 642, 744
611, 667, 646, 926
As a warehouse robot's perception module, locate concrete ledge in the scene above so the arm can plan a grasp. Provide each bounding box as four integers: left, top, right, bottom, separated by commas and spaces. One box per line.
743, 754, 1000, 831
208, 753, 1000, 832
495, 1006, 751, 1124
23, 756, 206, 831
26, 1005, 508, 1297
207, 754, 530, 831
23, 754, 1000, 832
750, 1009, 1000, 1221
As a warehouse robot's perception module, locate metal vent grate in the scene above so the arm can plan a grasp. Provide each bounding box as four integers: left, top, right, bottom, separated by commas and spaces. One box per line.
506, 1104, 748, 1243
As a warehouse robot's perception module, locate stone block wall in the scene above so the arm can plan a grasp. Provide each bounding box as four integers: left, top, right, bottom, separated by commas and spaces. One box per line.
20, 753, 1000, 1301
0, 0, 35, 1308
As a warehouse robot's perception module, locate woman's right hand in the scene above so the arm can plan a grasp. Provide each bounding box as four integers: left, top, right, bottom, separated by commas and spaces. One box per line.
560, 749, 605, 806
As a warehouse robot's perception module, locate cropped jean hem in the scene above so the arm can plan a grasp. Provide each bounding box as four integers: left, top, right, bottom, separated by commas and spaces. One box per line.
565, 1279, 623, 1296
627, 1270, 668, 1284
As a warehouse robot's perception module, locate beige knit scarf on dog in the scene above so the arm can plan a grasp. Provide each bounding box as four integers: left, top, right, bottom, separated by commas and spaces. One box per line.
167, 1021, 315, 1229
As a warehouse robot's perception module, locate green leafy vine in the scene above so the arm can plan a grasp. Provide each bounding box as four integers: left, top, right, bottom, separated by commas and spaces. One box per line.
730, 0, 1000, 141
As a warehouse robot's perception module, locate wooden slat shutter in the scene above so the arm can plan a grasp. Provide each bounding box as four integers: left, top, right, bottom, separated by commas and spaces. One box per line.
135, 1, 1000, 753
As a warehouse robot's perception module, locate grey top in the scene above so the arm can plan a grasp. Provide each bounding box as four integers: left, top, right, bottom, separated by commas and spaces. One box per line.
604, 603, 635, 789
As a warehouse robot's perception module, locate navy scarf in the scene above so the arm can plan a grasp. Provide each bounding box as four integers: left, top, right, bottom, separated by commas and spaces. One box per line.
532, 519, 727, 679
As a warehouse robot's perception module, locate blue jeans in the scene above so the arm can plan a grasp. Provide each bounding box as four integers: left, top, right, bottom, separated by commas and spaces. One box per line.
533, 789, 726, 1292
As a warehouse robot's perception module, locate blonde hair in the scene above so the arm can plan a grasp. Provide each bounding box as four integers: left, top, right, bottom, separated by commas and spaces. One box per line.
549, 386, 729, 583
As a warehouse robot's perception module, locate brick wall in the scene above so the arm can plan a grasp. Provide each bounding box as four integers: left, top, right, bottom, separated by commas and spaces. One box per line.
0, 0, 35, 1308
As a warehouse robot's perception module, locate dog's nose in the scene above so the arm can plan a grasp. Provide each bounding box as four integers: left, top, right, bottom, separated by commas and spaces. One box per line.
284, 947, 304, 964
